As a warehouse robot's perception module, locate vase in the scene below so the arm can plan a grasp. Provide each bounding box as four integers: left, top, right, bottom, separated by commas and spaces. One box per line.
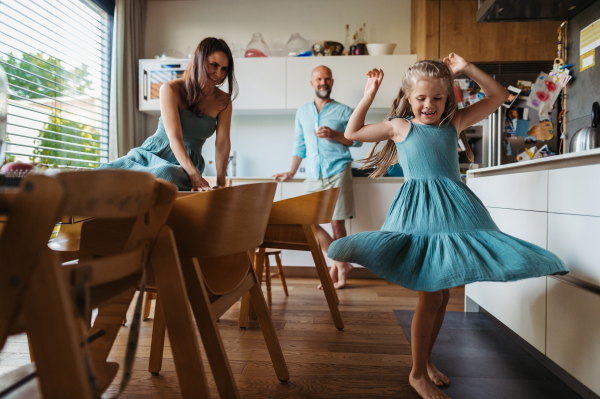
245, 33, 271, 57
284, 33, 312, 57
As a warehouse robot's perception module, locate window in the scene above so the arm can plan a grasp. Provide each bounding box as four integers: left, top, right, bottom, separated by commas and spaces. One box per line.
0, 0, 112, 168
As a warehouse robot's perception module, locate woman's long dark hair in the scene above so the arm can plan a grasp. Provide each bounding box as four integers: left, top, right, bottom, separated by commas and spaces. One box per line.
182, 37, 238, 117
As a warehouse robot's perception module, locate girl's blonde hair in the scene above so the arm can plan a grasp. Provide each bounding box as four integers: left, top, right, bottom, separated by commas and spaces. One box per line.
361, 59, 473, 177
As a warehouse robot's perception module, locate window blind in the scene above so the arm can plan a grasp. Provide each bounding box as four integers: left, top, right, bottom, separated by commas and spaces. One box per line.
0, 0, 112, 168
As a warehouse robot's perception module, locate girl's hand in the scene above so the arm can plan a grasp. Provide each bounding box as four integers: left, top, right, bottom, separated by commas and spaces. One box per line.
443, 53, 470, 76
364, 68, 384, 100
190, 175, 213, 192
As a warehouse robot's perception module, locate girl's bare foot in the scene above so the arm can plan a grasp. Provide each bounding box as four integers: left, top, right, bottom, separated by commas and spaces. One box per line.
334, 262, 353, 289
427, 361, 450, 386
318, 264, 338, 289
409, 373, 450, 399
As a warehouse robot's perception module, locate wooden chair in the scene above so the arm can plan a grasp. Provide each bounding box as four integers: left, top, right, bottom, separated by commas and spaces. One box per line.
239, 188, 344, 330
255, 248, 288, 305
0, 170, 208, 398
148, 183, 289, 398
141, 175, 231, 320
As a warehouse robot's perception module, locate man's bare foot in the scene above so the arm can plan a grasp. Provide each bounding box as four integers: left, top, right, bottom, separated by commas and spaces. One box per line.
409, 373, 450, 399
318, 264, 338, 290
333, 262, 353, 289
427, 361, 450, 386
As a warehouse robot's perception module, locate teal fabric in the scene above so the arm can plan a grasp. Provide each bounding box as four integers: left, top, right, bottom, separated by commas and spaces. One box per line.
99, 108, 216, 191
328, 119, 568, 292
293, 100, 362, 179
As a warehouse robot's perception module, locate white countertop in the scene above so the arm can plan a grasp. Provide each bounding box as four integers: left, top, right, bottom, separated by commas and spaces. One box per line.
467, 148, 600, 178
229, 176, 405, 183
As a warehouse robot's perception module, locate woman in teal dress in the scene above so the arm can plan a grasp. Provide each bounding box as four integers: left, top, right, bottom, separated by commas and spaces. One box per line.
100, 38, 237, 191
328, 55, 567, 399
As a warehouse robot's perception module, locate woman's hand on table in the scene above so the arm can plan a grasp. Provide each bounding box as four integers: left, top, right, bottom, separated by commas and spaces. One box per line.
190, 175, 213, 191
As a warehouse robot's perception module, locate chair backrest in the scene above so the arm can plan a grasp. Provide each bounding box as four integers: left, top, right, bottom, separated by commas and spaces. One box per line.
167, 182, 277, 259
268, 188, 340, 225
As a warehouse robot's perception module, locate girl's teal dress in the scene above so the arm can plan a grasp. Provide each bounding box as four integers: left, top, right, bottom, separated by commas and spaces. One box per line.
99, 109, 216, 191
328, 118, 568, 292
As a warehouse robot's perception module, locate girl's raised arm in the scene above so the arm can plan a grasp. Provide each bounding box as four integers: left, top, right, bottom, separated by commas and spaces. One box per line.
445, 54, 509, 133
345, 69, 406, 143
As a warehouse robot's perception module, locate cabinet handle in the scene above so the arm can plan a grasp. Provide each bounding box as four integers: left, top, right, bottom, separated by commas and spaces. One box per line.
497, 108, 502, 166
143, 70, 148, 101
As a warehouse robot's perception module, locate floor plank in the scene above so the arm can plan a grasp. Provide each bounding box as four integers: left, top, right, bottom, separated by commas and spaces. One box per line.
0, 278, 464, 398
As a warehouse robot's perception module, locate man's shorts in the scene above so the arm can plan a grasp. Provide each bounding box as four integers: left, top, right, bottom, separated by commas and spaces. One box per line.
304, 163, 355, 221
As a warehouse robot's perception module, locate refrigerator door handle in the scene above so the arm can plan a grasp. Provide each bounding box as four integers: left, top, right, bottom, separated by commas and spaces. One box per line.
497, 107, 503, 166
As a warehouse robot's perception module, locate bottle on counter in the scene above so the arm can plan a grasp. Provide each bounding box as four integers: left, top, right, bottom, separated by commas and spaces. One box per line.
227, 150, 236, 177
349, 34, 357, 56
344, 24, 350, 55
357, 27, 367, 55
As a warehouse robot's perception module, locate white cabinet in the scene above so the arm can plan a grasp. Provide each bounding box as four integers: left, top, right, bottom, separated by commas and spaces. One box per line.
286, 55, 417, 110
351, 179, 401, 234
549, 164, 600, 217
467, 170, 548, 212
547, 277, 600, 396
548, 213, 600, 286
466, 207, 548, 353
231, 58, 287, 110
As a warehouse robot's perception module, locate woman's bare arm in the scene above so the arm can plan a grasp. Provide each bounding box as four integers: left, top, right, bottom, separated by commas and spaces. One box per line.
214, 99, 232, 187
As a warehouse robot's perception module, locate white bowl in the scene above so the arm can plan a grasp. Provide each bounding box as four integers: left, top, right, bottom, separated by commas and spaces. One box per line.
366, 43, 396, 56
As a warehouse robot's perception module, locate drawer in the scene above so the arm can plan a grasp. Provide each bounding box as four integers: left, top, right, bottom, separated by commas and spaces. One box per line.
548, 213, 600, 286
466, 277, 547, 353
487, 207, 547, 248
547, 277, 600, 396
467, 170, 548, 212
549, 164, 600, 216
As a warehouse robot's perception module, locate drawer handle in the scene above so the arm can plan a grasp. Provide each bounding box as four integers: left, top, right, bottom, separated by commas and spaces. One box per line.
143, 70, 148, 101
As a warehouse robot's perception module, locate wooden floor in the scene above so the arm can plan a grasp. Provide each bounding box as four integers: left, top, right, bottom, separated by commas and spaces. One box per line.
0, 277, 464, 398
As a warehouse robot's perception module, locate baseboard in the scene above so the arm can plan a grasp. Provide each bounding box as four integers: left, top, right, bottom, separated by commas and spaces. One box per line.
269, 266, 382, 279
480, 307, 600, 399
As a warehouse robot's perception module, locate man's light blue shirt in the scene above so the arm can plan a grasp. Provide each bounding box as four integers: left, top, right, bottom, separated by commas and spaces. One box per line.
292, 100, 362, 179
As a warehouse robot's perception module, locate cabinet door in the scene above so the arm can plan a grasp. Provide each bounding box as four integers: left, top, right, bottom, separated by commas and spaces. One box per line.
548, 213, 600, 286
350, 181, 401, 234
467, 170, 548, 212
547, 277, 600, 396
286, 55, 416, 110
466, 207, 548, 353
232, 58, 286, 110
549, 164, 600, 217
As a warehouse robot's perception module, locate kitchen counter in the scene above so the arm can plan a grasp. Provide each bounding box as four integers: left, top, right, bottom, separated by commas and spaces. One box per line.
229, 176, 405, 183
467, 148, 600, 178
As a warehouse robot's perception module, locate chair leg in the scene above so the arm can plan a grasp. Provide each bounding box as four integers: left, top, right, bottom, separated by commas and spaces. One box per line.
149, 227, 210, 398
23, 249, 93, 399
265, 255, 272, 306
143, 292, 155, 321
27, 335, 35, 362
274, 253, 288, 296
148, 295, 166, 375
180, 257, 241, 399
303, 224, 344, 330
249, 248, 266, 320
247, 264, 290, 382
238, 292, 251, 328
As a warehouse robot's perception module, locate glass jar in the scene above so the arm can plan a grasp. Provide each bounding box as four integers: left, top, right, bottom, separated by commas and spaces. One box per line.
284, 33, 312, 57
0, 65, 7, 164
245, 33, 270, 57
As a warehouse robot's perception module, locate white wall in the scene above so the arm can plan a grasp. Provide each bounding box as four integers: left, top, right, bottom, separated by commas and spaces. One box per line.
144, 0, 411, 177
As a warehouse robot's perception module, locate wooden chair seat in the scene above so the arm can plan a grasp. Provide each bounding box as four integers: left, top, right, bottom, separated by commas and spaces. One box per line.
239, 188, 344, 330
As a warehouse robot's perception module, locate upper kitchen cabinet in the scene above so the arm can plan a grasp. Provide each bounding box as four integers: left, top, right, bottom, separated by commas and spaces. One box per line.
230, 57, 286, 111
411, 0, 561, 62
286, 55, 417, 110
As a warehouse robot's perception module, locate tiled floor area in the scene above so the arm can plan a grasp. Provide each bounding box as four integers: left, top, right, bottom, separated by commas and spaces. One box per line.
394, 310, 582, 399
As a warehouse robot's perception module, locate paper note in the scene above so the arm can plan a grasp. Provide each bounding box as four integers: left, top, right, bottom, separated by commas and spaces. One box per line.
526, 73, 563, 112
581, 49, 595, 72
581, 19, 600, 56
